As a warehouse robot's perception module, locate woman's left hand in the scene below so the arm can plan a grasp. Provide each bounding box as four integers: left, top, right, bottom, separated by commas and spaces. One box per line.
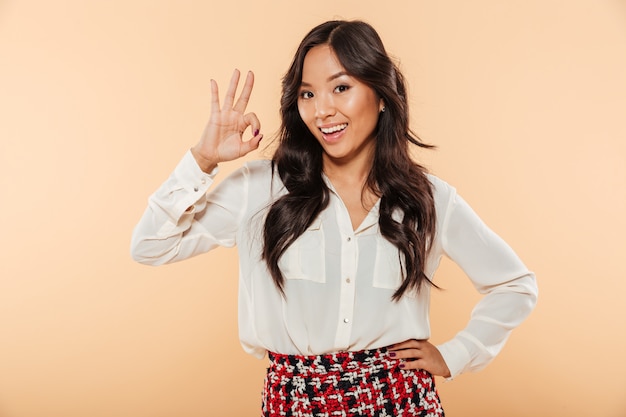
388, 339, 451, 378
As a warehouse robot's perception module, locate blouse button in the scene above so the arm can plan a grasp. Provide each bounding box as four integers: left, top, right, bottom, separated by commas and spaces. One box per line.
347, 237, 351, 242
193, 186, 199, 192
343, 318, 350, 323
346, 278, 351, 283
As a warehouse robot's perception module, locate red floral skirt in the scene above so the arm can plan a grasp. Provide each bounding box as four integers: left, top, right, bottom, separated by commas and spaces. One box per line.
262, 348, 444, 417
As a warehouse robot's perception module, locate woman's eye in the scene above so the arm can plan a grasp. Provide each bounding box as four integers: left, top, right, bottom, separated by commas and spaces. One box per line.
300, 91, 314, 99
334, 85, 349, 93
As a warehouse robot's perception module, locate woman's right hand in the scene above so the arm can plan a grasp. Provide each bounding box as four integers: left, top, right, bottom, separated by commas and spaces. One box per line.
191, 69, 262, 173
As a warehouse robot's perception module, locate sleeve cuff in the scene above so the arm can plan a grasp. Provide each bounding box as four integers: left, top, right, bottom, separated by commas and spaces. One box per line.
175, 149, 219, 186
156, 150, 219, 220
436, 338, 472, 380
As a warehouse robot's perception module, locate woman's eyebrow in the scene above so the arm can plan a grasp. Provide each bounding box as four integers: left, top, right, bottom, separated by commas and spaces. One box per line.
300, 71, 349, 87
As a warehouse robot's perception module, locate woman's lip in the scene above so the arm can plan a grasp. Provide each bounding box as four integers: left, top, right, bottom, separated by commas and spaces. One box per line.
321, 125, 346, 143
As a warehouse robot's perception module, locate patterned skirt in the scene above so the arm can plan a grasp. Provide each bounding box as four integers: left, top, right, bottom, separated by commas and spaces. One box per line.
262, 348, 445, 417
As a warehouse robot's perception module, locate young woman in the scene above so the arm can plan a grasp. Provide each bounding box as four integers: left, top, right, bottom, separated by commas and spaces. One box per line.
131, 20, 538, 417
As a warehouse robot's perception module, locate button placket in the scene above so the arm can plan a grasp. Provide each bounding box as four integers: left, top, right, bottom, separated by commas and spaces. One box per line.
334, 230, 357, 348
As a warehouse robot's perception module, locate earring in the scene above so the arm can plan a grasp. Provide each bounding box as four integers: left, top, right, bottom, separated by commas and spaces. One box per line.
381, 107, 386, 113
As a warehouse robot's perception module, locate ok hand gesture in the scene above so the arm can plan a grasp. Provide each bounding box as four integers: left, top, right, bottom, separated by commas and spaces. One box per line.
191, 69, 262, 172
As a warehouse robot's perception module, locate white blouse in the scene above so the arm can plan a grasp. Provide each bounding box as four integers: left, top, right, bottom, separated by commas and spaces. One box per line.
131, 150, 538, 379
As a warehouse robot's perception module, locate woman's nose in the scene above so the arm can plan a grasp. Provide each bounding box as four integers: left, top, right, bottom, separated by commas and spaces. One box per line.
314, 94, 336, 119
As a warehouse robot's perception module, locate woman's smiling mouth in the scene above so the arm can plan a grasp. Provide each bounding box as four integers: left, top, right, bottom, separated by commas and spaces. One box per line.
320, 123, 348, 134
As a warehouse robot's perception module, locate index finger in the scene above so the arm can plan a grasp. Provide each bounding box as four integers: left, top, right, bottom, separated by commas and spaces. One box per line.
233, 70, 255, 113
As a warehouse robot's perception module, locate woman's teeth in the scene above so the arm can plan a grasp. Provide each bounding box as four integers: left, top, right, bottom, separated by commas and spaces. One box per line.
320, 123, 347, 134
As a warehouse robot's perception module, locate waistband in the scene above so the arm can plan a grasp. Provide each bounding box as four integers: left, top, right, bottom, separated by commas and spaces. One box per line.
267, 348, 394, 375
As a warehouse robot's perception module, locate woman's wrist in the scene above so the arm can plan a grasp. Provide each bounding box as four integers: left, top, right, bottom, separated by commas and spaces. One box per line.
190, 146, 218, 173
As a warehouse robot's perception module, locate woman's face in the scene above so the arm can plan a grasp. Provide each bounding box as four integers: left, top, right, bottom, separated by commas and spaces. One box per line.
297, 45, 383, 168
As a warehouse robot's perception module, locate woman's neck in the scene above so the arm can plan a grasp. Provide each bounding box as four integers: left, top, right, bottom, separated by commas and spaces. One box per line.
322, 148, 374, 189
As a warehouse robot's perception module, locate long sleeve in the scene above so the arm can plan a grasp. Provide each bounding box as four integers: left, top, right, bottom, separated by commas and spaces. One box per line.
130, 150, 245, 265
435, 187, 538, 379
131, 164, 537, 364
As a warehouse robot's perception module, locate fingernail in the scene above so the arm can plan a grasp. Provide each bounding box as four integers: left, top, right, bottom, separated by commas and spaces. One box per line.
254, 129, 259, 136
399, 363, 405, 369
389, 352, 396, 358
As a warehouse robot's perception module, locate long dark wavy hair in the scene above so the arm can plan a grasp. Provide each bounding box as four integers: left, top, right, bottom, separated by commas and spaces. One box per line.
262, 20, 437, 300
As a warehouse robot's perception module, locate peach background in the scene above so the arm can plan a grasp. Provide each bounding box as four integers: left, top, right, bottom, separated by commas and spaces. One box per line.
1, 0, 625, 416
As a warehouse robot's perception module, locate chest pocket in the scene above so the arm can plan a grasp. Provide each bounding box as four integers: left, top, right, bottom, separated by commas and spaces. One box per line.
372, 238, 403, 290
278, 218, 326, 283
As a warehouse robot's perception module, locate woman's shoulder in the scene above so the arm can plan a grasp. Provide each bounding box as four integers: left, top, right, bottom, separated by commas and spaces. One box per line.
223, 158, 273, 178
244, 158, 272, 167
426, 173, 457, 199
241, 158, 274, 174
426, 173, 467, 222
232, 159, 284, 191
